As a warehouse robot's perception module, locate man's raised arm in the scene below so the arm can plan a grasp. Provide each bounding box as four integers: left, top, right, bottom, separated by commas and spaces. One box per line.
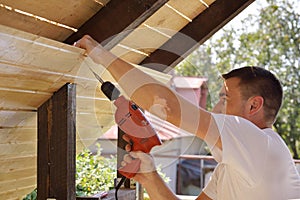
75, 35, 214, 141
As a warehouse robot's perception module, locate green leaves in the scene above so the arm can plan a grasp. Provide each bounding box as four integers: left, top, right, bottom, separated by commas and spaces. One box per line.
75, 147, 117, 196
23, 188, 37, 200
23, 147, 117, 199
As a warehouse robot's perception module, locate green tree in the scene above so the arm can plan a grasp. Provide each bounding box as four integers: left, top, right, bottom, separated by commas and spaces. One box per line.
175, 0, 300, 158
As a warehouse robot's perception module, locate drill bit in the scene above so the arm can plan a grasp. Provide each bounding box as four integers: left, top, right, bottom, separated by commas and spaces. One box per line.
88, 67, 104, 84
87, 66, 120, 100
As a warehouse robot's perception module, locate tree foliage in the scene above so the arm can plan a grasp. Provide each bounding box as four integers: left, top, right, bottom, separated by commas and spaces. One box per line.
175, 0, 300, 158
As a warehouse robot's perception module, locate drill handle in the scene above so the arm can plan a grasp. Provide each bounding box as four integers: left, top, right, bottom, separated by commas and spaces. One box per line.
118, 158, 141, 179
114, 96, 162, 179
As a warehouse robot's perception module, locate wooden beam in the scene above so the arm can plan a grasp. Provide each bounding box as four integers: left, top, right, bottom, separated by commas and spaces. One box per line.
140, 0, 255, 72
64, 0, 168, 49
37, 83, 76, 200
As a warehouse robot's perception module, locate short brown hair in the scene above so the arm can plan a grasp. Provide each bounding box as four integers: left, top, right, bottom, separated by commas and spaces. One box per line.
222, 66, 283, 123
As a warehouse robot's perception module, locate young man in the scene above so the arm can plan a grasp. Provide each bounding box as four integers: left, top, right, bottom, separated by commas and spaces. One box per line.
75, 35, 300, 200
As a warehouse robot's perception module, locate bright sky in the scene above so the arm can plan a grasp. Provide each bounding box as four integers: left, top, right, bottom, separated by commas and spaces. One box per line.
208, 0, 299, 44
223, 0, 299, 29
215, 0, 264, 37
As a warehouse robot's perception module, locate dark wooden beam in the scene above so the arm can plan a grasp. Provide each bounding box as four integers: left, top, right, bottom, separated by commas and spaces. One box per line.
65, 0, 167, 49
140, 0, 255, 72
38, 83, 76, 200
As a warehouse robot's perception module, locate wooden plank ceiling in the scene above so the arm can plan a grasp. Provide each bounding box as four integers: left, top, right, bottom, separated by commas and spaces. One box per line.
0, 0, 254, 199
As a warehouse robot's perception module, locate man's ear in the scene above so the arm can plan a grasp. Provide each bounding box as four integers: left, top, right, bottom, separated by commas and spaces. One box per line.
248, 96, 264, 115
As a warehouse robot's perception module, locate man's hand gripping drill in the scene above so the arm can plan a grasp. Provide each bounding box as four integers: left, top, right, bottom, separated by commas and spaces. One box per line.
114, 95, 162, 178
89, 67, 162, 179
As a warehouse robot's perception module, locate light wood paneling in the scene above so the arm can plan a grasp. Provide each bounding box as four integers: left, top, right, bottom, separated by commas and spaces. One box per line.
0, 8, 74, 41
0, 156, 36, 173
0, 0, 109, 41
111, 45, 149, 64
0, 185, 36, 200
110, 0, 213, 65
0, 127, 36, 144
0, 22, 172, 199
167, 0, 208, 19
0, 143, 37, 157
1, 0, 108, 26
0, 167, 36, 182
0, 110, 36, 127
0, 32, 82, 75
77, 96, 112, 113
0, 176, 36, 197
144, 4, 190, 32
0, 90, 51, 110
0, 62, 66, 92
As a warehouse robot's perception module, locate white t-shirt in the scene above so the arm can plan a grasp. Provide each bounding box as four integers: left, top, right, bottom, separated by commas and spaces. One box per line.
203, 114, 300, 200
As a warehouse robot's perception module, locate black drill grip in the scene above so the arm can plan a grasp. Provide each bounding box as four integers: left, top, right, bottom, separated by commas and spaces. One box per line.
101, 81, 120, 101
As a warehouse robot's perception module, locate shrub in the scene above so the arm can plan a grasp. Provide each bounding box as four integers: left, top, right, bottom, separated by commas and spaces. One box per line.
23, 146, 116, 199
76, 146, 117, 196
23, 188, 37, 200
23, 146, 170, 199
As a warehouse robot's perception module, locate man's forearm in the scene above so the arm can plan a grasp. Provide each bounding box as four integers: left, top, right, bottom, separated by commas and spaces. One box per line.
103, 52, 214, 138
141, 172, 179, 200
76, 35, 214, 143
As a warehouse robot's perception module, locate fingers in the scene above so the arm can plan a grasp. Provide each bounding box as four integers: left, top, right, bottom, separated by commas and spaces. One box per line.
122, 134, 131, 143
129, 151, 140, 159
120, 135, 156, 173
130, 151, 149, 161
124, 154, 133, 163
121, 151, 156, 174
73, 36, 85, 47
73, 35, 92, 49
122, 134, 133, 152
130, 151, 152, 165
125, 144, 131, 152
131, 152, 156, 173
121, 154, 133, 167
121, 152, 141, 166
73, 41, 80, 47
72, 35, 112, 66
73, 39, 87, 57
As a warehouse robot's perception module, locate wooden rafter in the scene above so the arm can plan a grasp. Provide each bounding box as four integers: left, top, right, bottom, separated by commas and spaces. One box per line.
140, 0, 255, 72
65, 0, 168, 49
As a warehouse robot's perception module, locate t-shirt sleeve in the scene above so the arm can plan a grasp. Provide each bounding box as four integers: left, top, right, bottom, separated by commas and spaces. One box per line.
209, 114, 269, 183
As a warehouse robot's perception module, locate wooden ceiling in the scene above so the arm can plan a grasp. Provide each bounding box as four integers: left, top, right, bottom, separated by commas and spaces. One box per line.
0, 0, 254, 198
1, 0, 254, 70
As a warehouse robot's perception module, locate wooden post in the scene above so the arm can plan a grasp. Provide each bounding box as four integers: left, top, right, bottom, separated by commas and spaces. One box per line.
37, 83, 76, 200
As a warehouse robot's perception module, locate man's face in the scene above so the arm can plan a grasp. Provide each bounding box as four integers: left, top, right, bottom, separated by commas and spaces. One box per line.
212, 77, 247, 117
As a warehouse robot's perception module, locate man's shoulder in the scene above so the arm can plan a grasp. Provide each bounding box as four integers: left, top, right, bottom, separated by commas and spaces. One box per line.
212, 113, 258, 128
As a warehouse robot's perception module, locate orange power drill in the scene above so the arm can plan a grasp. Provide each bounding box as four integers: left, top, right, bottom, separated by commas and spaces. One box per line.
89, 68, 162, 179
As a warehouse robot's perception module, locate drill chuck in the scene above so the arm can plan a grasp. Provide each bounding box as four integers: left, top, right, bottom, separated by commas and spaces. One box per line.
101, 81, 120, 101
